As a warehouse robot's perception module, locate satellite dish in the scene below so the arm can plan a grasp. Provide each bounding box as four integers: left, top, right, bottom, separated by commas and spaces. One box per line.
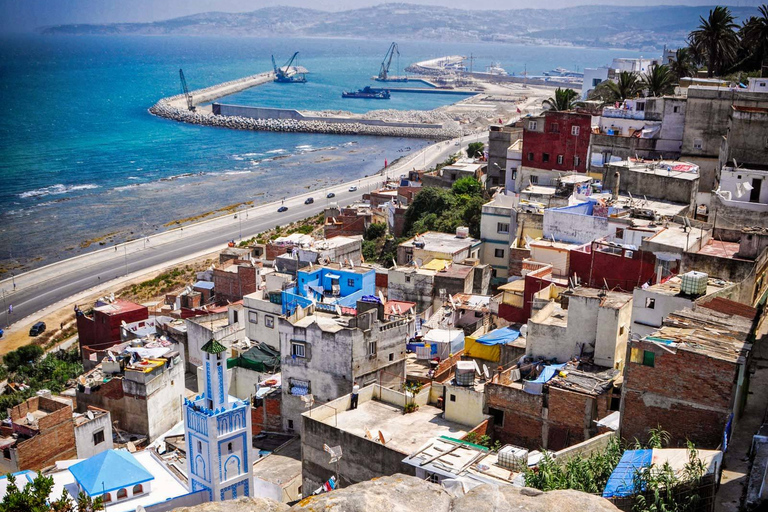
86, 410, 95, 420
25, 413, 35, 424
325, 445, 343, 464
378, 290, 386, 304
109, 293, 115, 302
483, 364, 490, 380
335, 305, 343, 317
121, 320, 128, 327
392, 259, 398, 270
301, 394, 315, 408
474, 360, 481, 376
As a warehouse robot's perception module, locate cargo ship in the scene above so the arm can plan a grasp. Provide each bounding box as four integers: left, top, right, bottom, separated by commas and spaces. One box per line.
342, 86, 390, 99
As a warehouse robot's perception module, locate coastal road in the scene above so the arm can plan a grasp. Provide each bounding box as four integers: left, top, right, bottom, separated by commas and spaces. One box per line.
0, 132, 487, 332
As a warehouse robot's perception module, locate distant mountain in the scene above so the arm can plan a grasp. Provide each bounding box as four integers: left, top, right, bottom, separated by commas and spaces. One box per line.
40, 3, 760, 50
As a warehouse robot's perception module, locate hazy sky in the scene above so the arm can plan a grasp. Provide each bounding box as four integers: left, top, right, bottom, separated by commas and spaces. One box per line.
0, 0, 763, 33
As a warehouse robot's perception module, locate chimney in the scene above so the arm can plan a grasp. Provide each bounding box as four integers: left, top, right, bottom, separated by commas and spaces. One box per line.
612, 171, 620, 201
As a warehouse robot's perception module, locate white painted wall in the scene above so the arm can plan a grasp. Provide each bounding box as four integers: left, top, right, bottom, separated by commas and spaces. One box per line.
443, 385, 487, 427
243, 293, 282, 349
630, 288, 694, 338
719, 168, 768, 205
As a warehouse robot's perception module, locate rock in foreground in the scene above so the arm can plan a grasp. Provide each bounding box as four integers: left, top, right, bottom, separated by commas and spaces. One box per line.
170, 474, 619, 512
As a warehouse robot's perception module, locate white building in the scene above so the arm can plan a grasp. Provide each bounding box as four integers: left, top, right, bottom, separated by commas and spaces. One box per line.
716, 165, 768, 212
183, 338, 254, 501
480, 194, 516, 283
505, 139, 523, 193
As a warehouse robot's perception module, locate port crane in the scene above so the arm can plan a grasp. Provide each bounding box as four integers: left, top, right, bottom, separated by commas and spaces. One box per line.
271, 52, 307, 83
378, 42, 400, 81
178, 68, 195, 111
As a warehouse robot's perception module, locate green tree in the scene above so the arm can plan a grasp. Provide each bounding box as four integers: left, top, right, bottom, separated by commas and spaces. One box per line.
738, 5, 768, 75
466, 142, 485, 159
642, 64, 676, 97
403, 187, 456, 236
0, 471, 81, 512
670, 47, 696, 80
3, 345, 44, 373
689, 6, 740, 77
542, 87, 580, 111
451, 176, 482, 196
364, 222, 386, 241
590, 71, 642, 103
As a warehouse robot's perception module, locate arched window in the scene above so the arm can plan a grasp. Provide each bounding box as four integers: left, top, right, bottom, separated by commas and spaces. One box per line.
132, 483, 143, 495
227, 442, 233, 453
197, 440, 202, 452
102, 493, 112, 503
117, 488, 128, 500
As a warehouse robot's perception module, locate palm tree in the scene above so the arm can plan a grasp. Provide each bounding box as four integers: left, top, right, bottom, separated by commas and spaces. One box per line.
689, 6, 740, 77
670, 48, 696, 80
589, 71, 642, 103
642, 64, 676, 97
542, 87, 580, 111
739, 5, 768, 75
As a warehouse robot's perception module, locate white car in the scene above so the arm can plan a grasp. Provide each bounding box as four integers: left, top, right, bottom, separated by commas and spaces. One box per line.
349, 186, 358, 192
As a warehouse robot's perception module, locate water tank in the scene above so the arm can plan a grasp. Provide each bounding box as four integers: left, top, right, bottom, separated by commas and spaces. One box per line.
497, 445, 529, 471
680, 271, 708, 296
456, 226, 469, 239
454, 361, 475, 386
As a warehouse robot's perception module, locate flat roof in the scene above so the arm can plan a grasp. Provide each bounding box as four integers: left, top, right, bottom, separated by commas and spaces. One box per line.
608, 159, 699, 181
696, 239, 742, 259
327, 399, 469, 455
400, 231, 479, 253
93, 299, 146, 316
252, 437, 301, 486
569, 287, 633, 309
645, 275, 734, 297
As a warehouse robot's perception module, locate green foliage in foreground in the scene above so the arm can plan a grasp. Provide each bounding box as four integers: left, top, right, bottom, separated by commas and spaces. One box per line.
404, 177, 485, 239
0, 471, 104, 512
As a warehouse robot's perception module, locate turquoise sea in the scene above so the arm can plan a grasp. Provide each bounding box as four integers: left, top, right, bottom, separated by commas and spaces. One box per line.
0, 35, 646, 272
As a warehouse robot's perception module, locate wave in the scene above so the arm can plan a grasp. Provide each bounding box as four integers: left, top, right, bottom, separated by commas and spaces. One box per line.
19, 183, 99, 199
266, 149, 286, 154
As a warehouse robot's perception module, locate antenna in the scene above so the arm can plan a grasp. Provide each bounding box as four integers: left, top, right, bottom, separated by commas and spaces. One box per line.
392, 258, 398, 270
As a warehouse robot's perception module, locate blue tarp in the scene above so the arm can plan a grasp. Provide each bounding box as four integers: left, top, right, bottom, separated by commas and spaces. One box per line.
522, 363, 567, 395
69, 449, 155, 496
602, 449, 653, 498
476, 327, 520, 346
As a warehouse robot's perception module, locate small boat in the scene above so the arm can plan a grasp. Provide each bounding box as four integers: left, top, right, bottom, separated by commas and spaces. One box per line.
342, 86, 391, 99
485, 62, 509, 76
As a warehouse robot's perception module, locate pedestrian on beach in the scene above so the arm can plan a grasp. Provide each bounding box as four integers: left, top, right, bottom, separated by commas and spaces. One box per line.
350, 381, 359, 410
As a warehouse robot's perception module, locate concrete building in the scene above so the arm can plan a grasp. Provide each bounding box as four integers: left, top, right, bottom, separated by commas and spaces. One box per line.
243, 291, 283, 350
422, 159, 486, 189
527, 239, 586, 279
681, 85, 768, 201
0, 394, 77, 473
75, 340, 185, 442
324, 205, 372, 238
526, 288, 633, 369
480, 193, 515, 282
488, 124, 524, 189
485, 360, 620, 451
252, 437, 302, 503
713, 164, 768, 228
522, 111, 592, 177
602, 159, 700, 209
620, 301, 755, 448
719, 105, 768, 170
300, 384, 482, 496
588, 97, 686, 175
504, 138, 524, 193
387, 266, 438, 314
630, 274, 738, 338
268, 234, 363, 271
581, 57, 661, 100
213, 261, 260, 304
278, 302, 413, 432
185, 312, 243, 370
397, 231, 481, 266
74, 406, 114, 460
75, 298, 149, 367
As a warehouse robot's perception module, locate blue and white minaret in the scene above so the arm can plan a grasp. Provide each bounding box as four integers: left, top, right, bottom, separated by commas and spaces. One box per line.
183, 338, 253, 501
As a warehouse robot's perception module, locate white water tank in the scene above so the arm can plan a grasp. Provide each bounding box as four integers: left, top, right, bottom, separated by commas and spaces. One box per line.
456, 226, 469, 239
680, 271, 708, 296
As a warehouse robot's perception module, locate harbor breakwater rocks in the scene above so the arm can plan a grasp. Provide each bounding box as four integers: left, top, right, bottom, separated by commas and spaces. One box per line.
150, 98, 461, 140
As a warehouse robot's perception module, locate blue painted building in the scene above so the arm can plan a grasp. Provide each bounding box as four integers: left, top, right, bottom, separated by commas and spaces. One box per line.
281, 263, 376, 315
183, 338, 253, 502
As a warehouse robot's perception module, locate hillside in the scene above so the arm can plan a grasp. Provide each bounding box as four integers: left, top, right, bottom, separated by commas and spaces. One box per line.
40, 3, 760, 50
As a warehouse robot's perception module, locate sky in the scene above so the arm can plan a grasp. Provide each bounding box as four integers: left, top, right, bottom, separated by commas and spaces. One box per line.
0, 0, 764, 33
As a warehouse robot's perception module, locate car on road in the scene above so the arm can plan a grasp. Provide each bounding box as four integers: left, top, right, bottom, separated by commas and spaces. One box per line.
326, 192, 335, 198
277, 206, 288, 213
349, 186, 358, 192
304, 197, 314, 205
29, 321, 46, 337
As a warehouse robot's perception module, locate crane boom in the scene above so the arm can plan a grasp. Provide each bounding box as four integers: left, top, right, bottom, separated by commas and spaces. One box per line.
179, 68, 195, 111
378, 42, 399, 80
271, 55, 279, 76
272, 52, 307, 83
284, 52, 300, 70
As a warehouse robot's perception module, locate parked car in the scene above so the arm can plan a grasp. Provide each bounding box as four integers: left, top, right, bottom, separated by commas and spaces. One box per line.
0, 328, 3, 338
29, 321, 46, 337
277, 206, 288, 213
304, 197, 314, 205
326, 192, 336, 198
349, 186, 358, 192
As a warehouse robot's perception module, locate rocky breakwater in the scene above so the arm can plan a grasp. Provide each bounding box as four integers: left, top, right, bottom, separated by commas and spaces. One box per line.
150, 98, 461, 140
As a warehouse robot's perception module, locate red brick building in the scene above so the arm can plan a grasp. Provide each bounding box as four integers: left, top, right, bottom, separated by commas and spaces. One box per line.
620, 302, 754, 448
213, 263, 258, 304
0, 395, 77, 472
522, 111, 592, 173
252, 387, 282, 435
76, 299, 148, 355
485, 362, 619, 451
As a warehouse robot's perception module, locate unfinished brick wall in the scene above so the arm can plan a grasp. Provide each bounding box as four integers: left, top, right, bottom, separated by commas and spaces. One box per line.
11, 398, 76, 471
485, 382, 544, 450
620, 340, 739, 449
213, 265, 258, 304
252, 394, 282, 435
547, 387, 597, 450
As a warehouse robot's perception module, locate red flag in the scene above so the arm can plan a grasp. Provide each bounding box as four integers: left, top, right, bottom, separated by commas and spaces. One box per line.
384, 159, 388, 167
516, 107, 521, 113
